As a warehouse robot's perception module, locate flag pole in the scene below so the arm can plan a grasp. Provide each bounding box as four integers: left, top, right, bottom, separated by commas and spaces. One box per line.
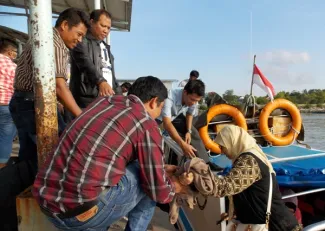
249, 54, 256, 96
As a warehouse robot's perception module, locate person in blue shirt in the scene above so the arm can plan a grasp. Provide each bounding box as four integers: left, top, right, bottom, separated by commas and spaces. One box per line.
158, 80, 221, 170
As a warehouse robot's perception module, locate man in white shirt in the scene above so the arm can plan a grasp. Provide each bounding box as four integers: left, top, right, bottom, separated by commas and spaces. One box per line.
178, 70, 200, 87
158, 80, 221, 170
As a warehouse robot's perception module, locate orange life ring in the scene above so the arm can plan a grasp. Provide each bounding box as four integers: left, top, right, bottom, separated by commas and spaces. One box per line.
259, 99, 302, 146
199, 104, 247, 153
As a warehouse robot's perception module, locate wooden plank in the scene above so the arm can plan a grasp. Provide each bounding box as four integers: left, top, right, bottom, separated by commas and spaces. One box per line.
271, 116, 292, 137
17, 189, 59, 231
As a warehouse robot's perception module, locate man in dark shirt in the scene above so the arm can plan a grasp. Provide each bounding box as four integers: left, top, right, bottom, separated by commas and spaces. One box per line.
70, 9, 121, 110
33, 76, 187, 231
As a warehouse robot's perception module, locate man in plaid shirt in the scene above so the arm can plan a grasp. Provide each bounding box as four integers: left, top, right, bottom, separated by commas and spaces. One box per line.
0, 38, 17, 167
33, 76, 188, 231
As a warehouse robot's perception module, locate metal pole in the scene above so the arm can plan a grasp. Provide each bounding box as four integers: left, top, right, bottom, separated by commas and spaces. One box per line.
269, 152, 325, 163
29, 0, 58, 167
249, 54, 256, 96
250, 11, 253, 60
94, 0, 101, 9
102, 0, 111, 45
282, 188, 325, 200
106, 33, 111, 45
16, 40, 23, 56
303, 220, 325, 231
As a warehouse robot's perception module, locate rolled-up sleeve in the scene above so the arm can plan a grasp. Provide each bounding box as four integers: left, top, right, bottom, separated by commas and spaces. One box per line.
54, 45, 68, 80
161, 98, 173, 119
136, 127, 175, 203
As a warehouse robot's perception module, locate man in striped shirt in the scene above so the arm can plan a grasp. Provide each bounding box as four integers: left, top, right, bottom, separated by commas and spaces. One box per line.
33, 76, 187, 231
9, 8, 89, 166
0, 38, 18, 167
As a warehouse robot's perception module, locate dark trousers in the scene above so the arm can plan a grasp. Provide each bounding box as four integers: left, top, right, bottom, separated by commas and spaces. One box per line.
9, 91, 66, 166
2, 92, 66, 230
172, 114, 209, 163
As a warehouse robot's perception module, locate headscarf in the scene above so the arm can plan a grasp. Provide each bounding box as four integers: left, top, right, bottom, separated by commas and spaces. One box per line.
214, 125, 274, 174
214, 125, 275, 218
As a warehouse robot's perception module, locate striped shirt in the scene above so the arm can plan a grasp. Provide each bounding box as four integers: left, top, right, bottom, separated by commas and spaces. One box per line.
14, 28, 69, 92
32, 95, 175, 213
0, 54, 16, 104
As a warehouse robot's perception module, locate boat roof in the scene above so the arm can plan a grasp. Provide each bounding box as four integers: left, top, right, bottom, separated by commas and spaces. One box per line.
0, 25, 28, 43
0, 0, 133, 31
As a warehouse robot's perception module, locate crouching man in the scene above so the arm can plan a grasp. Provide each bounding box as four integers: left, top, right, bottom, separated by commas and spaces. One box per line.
32, 76, 187, 231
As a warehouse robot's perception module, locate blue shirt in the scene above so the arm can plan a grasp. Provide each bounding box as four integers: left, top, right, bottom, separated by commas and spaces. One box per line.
159, 88, 196, 121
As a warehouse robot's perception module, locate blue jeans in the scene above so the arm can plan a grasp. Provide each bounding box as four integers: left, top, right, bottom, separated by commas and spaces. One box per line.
47, 162, 156, 231
9, 92, 66, 166
0, 105, 17, 163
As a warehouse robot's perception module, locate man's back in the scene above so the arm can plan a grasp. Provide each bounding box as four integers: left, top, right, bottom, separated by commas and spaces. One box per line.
33, 95, 161, 212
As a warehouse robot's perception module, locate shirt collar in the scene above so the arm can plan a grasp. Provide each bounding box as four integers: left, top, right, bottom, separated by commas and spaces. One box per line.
53, 28, 69, 52
128, 94, 152, 120
86, 32, 102, 43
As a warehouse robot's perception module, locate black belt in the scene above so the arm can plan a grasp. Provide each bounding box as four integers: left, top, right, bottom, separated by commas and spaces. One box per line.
13, 91, 34, 101
40, 199, 99, 219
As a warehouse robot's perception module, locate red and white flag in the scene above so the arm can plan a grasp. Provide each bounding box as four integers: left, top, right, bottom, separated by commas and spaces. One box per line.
253, 64, 275, 100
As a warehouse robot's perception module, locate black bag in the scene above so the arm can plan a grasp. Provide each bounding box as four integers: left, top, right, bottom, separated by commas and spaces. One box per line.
0, 158, 37, 230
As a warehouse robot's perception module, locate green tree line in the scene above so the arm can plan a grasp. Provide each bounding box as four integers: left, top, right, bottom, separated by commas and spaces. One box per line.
205, 89, 325, 108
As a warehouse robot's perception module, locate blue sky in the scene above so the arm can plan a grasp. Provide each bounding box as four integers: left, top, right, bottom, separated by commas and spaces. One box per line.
1, 0, 324, 96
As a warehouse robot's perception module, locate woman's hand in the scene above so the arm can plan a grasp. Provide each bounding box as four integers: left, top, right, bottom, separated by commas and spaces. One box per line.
164, 165, 179, 177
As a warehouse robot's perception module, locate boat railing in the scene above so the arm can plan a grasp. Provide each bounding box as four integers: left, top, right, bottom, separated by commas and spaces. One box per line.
163, 135, 325, 201
269, 152, 325, 163
282, 188, 325, 199
163, 135, 184, 157
303, 221, 325, 231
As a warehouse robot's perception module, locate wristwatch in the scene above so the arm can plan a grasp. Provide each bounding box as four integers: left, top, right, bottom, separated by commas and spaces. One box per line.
187, 129, 192, 134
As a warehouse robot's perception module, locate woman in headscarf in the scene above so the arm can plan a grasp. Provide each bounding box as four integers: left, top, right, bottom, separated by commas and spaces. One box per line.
213, 125, 302, 231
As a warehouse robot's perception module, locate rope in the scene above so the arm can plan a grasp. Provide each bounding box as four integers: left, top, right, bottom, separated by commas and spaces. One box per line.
197, 196, 208, 210
243, 95, 256, 117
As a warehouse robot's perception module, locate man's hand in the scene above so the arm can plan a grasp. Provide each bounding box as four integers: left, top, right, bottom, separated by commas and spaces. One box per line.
180, 141, 197, 158
98, 82, 115, 96
170, 175, 192, 194
179, 172, 194, 186
185, 132, 191, 144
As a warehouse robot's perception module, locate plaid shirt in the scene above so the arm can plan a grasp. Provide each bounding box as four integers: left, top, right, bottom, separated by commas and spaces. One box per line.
33, 95, 175, 213
0, 53, 16, 104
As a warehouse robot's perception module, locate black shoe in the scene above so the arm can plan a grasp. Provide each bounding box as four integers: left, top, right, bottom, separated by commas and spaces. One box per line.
207, 162, 224, 171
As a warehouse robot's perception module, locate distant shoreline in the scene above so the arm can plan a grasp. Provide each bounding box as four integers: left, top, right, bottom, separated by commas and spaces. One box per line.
299, 108, 325, 114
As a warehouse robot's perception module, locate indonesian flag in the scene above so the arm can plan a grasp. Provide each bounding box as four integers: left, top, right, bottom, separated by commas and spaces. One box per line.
253, 64, 275, 101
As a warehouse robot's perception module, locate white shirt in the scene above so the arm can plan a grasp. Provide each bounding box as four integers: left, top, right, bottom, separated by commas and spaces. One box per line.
178, 79, 188, 88
100, 42, 113, 87
159, 88, 197, 121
